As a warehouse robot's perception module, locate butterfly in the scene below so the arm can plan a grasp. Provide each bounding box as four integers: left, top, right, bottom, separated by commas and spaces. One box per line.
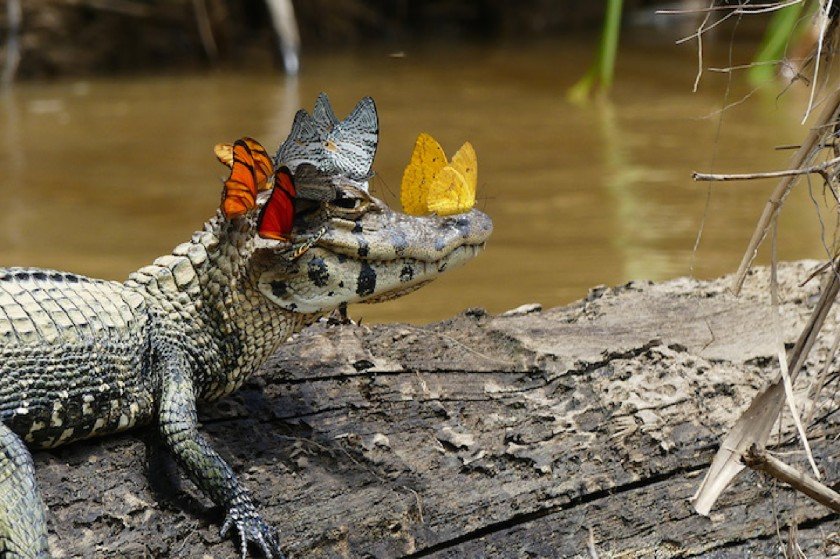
274, 93, 378, 182
218, 137, 275, 219
400, 133, 477, 217
257, 166, 297, 241
291, 163, 339, 202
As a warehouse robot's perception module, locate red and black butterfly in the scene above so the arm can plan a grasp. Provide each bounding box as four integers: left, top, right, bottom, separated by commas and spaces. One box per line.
258, 166, 297, 241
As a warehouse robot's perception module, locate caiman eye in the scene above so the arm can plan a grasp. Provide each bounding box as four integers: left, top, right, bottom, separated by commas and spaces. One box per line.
332, 192, 362, 210
327, 187, 372, 217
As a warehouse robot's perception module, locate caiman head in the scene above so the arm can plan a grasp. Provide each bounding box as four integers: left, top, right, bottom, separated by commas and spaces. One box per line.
246, 93, 492, 318
248, 179, 492, 315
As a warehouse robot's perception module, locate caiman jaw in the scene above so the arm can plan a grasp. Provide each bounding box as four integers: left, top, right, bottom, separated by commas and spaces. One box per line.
256, 208, 493, 314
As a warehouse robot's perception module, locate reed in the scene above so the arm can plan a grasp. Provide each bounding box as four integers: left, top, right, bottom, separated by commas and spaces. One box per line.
567, 0, 623, 102
748, 1, 807, 85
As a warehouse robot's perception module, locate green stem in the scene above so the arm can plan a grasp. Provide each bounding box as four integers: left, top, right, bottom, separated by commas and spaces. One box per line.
599, 0, 623, 90
568, 0, 623, 102
748, 2, 806, 85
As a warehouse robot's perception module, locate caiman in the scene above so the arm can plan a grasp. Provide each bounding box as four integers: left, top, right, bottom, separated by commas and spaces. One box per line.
0, 95, 492, 558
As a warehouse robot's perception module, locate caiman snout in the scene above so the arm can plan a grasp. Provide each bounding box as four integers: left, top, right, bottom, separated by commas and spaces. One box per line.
257, 207, 493, 314
318, 208, 493, 263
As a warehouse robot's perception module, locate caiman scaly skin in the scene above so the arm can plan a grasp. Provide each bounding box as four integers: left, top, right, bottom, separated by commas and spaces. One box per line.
0, 182, 492, 557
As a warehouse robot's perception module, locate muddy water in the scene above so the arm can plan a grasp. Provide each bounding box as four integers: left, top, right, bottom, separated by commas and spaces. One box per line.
0, 39, 833, 323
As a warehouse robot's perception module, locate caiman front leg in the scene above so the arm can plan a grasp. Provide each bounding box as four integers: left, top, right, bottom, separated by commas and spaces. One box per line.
0, 422, 49, 558
157, 348, 283, 559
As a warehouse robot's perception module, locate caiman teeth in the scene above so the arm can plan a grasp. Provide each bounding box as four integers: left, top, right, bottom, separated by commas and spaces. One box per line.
315, 239, 486, 264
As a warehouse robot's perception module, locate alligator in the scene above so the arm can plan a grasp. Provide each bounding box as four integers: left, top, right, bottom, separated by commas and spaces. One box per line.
0, 96, 492, 558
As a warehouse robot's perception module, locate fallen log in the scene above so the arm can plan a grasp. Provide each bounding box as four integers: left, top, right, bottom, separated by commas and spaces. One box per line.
37, 261, 840, 557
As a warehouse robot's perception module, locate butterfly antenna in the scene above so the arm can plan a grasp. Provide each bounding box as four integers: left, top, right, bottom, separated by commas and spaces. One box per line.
475, 183, 495, 212
375, 171, 397, 199
371, 172, 402, 210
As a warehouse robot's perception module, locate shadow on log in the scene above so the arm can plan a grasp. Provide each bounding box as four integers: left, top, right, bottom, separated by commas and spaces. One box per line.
37, 261, 840, 557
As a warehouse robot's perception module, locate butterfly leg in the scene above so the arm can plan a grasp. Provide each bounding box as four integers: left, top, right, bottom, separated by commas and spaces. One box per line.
157, 347, 284, 559
0, 421, 50, 558
283, 226, 327, 261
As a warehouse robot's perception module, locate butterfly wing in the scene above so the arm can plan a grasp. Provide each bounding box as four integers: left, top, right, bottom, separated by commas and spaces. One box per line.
258, 166, 297, 240
222, 140, 259, 219
216, 138, 273, 191
327, 96, 379, 180
293, 163, 339, 202
214, 143, 234, 168
312, 92, 340, 133
449, 141, 477, 202
400, 133, 448, 216
274, 109, 325, 172
427, 166, 474, 216
242, 137, 274, 191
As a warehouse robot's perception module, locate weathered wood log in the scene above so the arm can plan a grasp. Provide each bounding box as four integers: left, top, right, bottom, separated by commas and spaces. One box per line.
37, 261, 840, 557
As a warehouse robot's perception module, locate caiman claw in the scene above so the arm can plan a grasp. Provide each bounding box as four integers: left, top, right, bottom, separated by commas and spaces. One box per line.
220, 505, 284, 559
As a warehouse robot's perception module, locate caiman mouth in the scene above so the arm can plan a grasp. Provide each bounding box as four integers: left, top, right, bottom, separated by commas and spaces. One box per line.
258, 207, 493, 314
358, 242, 485, 303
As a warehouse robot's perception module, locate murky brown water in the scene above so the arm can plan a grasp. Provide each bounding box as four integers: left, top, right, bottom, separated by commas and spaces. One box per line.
0, 38, 835, 323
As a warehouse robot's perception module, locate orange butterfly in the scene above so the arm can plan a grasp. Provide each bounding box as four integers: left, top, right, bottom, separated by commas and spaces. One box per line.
258, 166, 297, 241
218, 138, 275, 219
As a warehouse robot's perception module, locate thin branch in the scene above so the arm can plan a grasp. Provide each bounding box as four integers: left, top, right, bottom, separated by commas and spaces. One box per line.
770, 217, 820, 479
742, 445, 840, 513
709, 60, 802, 73
803, 329, 840, 426
700, 85, 764, 119
690, 9, 740, 275
658, 1, 804, 16
732, 87, 840, 295
693, 155, 840, 182
693, 3, 714, 92
676, 10, 739, 45
803, 0, 835, 123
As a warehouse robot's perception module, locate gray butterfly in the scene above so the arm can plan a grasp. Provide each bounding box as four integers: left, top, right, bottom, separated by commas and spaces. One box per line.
275, 93, 378, 182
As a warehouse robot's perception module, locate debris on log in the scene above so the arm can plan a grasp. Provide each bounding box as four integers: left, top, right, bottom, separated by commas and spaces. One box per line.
37, 261, 840, 557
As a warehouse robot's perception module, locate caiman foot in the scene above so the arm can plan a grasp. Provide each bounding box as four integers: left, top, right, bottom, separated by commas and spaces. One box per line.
326, 302, 357, 325
220, 505, 284, 559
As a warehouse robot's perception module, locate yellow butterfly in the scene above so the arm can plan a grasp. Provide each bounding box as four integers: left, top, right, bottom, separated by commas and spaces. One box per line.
400, 133, 477, 217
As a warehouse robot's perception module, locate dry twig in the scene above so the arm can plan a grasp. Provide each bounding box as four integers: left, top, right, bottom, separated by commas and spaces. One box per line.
658, 1, 805, 15
693, 155, 840, 183
743, 444, 840, 513
693, 259, 840, 514
732, 87, 840, 295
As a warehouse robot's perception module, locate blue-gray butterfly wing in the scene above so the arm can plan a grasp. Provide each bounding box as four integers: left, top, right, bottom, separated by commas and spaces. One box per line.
327, 97, 378, 180
274, 109, 325, 171
312, 92, 340, 134
275, 96, 378, 181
